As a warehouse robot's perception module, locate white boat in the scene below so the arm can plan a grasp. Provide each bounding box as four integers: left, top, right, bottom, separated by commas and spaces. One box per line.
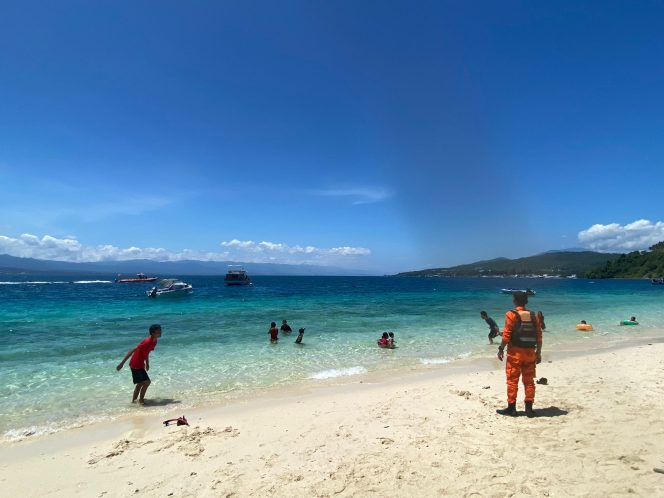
500, 288, 536, 296
147, 279, 193, 297
224, 266, 251, 286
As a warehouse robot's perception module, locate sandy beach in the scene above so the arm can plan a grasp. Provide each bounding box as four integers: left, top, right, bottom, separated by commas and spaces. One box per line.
2, 337, 664, 497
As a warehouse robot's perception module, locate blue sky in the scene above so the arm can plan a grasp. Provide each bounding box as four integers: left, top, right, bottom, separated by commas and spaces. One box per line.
1, 1, 663, 273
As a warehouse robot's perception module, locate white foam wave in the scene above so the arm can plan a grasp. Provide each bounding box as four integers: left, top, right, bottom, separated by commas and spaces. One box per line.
3, 414, 114, 442
420, 358, 452, 365
0, 280, 111, 285
0, 281, 67, 285
309, 366, 368, 380
420, 351, 471, 365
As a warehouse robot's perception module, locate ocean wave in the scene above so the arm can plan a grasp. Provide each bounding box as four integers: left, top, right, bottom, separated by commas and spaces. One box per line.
419, 357, 452, 365
0, 281, 68, 285
0, 280, 112, 285
420, 351, 471, 365
309, 366, 368, 380
2, 414, 114, 442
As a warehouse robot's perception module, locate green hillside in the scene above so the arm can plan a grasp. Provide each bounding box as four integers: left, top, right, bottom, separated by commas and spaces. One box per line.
585, 242, 664, 278
397, 251, 620, 277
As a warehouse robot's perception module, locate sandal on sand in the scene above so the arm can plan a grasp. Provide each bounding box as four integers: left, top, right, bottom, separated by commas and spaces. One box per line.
536, 377, 548, 385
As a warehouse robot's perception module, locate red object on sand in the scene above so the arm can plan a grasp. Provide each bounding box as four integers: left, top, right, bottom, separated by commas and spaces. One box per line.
163, 415, 189, 426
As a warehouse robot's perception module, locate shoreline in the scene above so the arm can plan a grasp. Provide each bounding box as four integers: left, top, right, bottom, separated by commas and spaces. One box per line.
2, 336, 664, 496
3, 329, 663, 452
4, 275, 661, 447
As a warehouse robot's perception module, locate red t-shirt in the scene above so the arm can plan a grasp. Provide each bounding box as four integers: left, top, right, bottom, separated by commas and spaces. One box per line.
269, 327, 279, 340
129, 337, 157, 369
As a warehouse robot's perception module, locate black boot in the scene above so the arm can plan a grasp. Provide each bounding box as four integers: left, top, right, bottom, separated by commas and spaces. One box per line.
525, 401, 536, 418
496, 403, 517, 416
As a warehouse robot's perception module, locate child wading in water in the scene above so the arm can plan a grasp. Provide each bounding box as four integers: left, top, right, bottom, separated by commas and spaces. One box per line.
280, 320, 293, 334
116, 324, 162, 404
295, 327, 305, 344
268, 322, 279, 343
480, 311, 501, 344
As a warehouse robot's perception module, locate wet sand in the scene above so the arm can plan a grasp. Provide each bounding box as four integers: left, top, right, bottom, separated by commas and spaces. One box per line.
2, 336, 664, 497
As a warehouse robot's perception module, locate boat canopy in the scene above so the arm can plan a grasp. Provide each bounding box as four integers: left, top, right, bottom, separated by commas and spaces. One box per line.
156, 278, 178, 287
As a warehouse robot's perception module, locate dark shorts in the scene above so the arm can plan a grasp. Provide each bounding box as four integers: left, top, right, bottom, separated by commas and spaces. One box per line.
131, 368, 150, 384
489, 329, 499, 339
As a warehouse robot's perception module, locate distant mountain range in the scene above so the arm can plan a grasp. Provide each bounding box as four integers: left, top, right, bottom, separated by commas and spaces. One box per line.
396, 250, 621, 278
0, 254, 374, 277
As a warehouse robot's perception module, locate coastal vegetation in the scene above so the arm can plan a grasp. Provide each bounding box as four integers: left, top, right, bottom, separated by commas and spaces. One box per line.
397, 251, 620, 278
585, 242, 664, 278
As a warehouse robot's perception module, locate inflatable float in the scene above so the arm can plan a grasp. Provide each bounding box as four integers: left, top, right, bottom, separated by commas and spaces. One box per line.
576, 323, 593, 331
619, 320, 639, 326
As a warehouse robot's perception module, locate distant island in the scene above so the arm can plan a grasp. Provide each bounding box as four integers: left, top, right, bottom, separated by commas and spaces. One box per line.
396, 250, 622, 278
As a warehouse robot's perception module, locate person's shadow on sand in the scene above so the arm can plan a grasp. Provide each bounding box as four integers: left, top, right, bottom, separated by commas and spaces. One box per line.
141, 398, 181, 407
532, 406, 568, 417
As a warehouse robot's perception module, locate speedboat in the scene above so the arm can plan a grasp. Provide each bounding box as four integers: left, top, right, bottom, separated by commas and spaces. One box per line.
147, 279, 193, 297
116, 273, 158, 283
651, 278, 664, 285
224, 266, 251, 286
500, 288, 536, 296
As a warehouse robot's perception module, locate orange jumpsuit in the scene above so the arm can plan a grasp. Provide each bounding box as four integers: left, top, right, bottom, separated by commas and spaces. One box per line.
502, 306, 542, 404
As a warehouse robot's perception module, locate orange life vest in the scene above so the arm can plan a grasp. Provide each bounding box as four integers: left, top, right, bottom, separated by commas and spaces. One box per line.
509, 309, 538, 348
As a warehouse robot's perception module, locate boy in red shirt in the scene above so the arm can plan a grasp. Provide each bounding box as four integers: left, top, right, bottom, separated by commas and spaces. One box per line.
117, 324, 162, 404
268, 322, 279, 343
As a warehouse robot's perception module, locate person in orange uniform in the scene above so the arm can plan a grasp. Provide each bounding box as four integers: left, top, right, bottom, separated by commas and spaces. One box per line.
496, 292, 542, 417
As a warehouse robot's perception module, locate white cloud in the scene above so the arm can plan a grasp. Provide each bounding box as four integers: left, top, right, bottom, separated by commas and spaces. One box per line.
221, 239, 256, 249
577, 219, 664, 252
218, 239, 371, 264
330, 246, 372, 256
0, 234, 371, 266
312, 187, 392, 205
76, 196, 174, 221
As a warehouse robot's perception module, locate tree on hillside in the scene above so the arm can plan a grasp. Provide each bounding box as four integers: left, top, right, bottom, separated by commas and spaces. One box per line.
585, 241, 664, 278
650, 241, 664, 252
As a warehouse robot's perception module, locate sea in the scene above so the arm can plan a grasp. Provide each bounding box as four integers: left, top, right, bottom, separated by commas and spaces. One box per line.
1, 275, 663, 442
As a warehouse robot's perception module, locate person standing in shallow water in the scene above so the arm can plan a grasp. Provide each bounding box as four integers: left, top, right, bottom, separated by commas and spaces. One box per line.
537, 311, 546, 331
116, 324, 162, 404
480, 311, 501, 344
496, 292, 542, 418
268, 322, 279, 343
280, 320, 293, 334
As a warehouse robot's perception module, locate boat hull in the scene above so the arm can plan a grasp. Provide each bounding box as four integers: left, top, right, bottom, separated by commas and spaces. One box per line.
146, 280, 194, 297
224, 269, 251, 286
500, 288, 536, 295
146, 287, 193, 297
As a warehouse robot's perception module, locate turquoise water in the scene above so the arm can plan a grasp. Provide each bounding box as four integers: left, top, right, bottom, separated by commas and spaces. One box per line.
1, 275, 663, 441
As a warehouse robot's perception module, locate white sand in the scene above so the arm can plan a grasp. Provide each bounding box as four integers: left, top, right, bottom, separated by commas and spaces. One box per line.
2, 339, 664, 497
